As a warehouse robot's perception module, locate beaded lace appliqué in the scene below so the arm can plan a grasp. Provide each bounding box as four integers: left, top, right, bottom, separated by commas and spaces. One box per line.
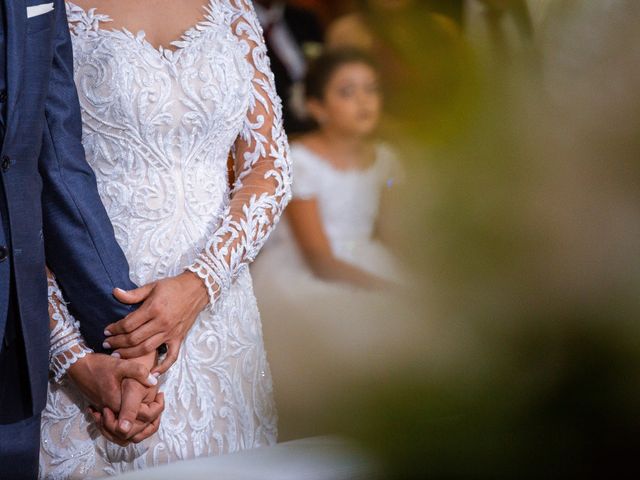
48, 273, 93, 383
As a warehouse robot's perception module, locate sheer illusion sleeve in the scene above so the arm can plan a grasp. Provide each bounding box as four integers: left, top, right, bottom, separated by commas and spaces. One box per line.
188, 0, 292, 309
47, 270, 93, 382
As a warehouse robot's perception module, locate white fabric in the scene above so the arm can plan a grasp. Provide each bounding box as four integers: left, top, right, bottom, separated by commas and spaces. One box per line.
27, 3, 54, 18
111, 436, 379, 480
40, 1, 290, 477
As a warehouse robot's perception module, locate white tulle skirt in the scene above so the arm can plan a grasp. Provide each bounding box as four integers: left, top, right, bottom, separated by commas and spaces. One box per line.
251, 226, 421, 438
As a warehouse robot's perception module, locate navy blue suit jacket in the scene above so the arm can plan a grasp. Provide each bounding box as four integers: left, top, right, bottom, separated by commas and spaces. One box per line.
0, 0, 137, 419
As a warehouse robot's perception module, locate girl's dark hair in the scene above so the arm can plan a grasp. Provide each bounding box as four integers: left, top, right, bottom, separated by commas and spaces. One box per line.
304, 48, 379, 101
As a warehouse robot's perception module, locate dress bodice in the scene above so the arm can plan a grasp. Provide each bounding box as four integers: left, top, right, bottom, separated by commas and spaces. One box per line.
66, 2, 253, 285
65, 2, 291, 303
289, 142, 400, 258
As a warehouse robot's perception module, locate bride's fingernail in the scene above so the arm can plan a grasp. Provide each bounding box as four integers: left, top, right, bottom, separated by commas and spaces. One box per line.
111, 351, 121, 359
153, 372, 161, 378
102, 341, 111, 349
147, 374, 158, 386
120, 420, 132, 432
114, 288, 127, 294
104, 329, 112, 337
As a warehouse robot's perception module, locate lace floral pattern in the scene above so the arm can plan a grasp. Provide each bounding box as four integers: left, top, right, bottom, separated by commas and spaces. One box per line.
48, 272, 93, 383
40, 1, 287, 477
186, 1, 292, 309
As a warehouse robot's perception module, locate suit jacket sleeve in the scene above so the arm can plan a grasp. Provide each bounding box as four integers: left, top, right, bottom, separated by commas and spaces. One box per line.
38, 0, 137, 352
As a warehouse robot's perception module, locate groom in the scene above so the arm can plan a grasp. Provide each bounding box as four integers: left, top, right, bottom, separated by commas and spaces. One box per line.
0, 1, 164, 478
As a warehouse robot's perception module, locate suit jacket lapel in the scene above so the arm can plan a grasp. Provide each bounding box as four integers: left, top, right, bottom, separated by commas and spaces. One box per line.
4, 0, 26, 134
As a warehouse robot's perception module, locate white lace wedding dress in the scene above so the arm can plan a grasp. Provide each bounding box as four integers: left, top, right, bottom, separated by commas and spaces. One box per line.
40, 1, 291, 478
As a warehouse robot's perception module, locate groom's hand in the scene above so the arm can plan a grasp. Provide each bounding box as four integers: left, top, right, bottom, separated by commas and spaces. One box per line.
68, 352, 164, 445
90, 351, 165, 445
67, 353, 158, 412
90, 382, 164, 446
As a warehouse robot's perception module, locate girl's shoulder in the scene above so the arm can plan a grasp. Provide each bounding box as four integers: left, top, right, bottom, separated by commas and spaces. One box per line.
374, 142, 397, 164
374, 142, 399, 169
290, 139, 328, 170
290, 139, 331, 200
373, 142, 405, 185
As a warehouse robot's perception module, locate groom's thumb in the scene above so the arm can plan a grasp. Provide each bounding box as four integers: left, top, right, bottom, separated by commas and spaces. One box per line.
113, 283, 155, 304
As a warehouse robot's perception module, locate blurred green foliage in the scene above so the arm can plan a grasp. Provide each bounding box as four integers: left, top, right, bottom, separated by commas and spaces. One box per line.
330, 1, 640, 478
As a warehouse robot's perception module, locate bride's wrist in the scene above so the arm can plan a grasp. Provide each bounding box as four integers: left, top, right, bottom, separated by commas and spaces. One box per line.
66, 351, 96, 385
178, 270, 210, 310
52, 343, 94, 384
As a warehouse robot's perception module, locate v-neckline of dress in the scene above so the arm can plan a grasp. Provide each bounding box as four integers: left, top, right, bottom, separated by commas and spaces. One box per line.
65, 0, 217, 62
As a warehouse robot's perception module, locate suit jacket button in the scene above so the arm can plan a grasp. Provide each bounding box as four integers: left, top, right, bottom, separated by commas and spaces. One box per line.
0, 246, 8, 262
0, 90, 6, 103
1, 156, 10, 172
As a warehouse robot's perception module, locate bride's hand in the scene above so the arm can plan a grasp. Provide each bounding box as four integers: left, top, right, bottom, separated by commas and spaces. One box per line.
78, 351, 164, 446
89, 387, 165, 446
67, 353, 163, 445
104, 271, 209, 375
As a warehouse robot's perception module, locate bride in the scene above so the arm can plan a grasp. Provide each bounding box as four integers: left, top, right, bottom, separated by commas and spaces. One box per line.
40, 0, 291, 477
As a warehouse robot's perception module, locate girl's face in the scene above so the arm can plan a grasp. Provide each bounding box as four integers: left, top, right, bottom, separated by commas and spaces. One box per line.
309, 62, 382, 138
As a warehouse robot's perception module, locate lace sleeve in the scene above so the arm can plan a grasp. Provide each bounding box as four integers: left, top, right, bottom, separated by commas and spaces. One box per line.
188, 0, 292, 308
48, 270, 93, 382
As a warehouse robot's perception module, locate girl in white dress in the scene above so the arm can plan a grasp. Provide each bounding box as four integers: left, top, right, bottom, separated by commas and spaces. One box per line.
254, 48, 404, 291
40, 0, 291, 477
251, 49, 408, 437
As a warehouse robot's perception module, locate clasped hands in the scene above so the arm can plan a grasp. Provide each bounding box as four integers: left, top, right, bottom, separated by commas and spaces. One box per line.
68, 271, 209, 446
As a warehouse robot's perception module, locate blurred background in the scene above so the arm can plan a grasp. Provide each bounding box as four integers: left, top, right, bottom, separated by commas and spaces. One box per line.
248, 1, 640, 478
